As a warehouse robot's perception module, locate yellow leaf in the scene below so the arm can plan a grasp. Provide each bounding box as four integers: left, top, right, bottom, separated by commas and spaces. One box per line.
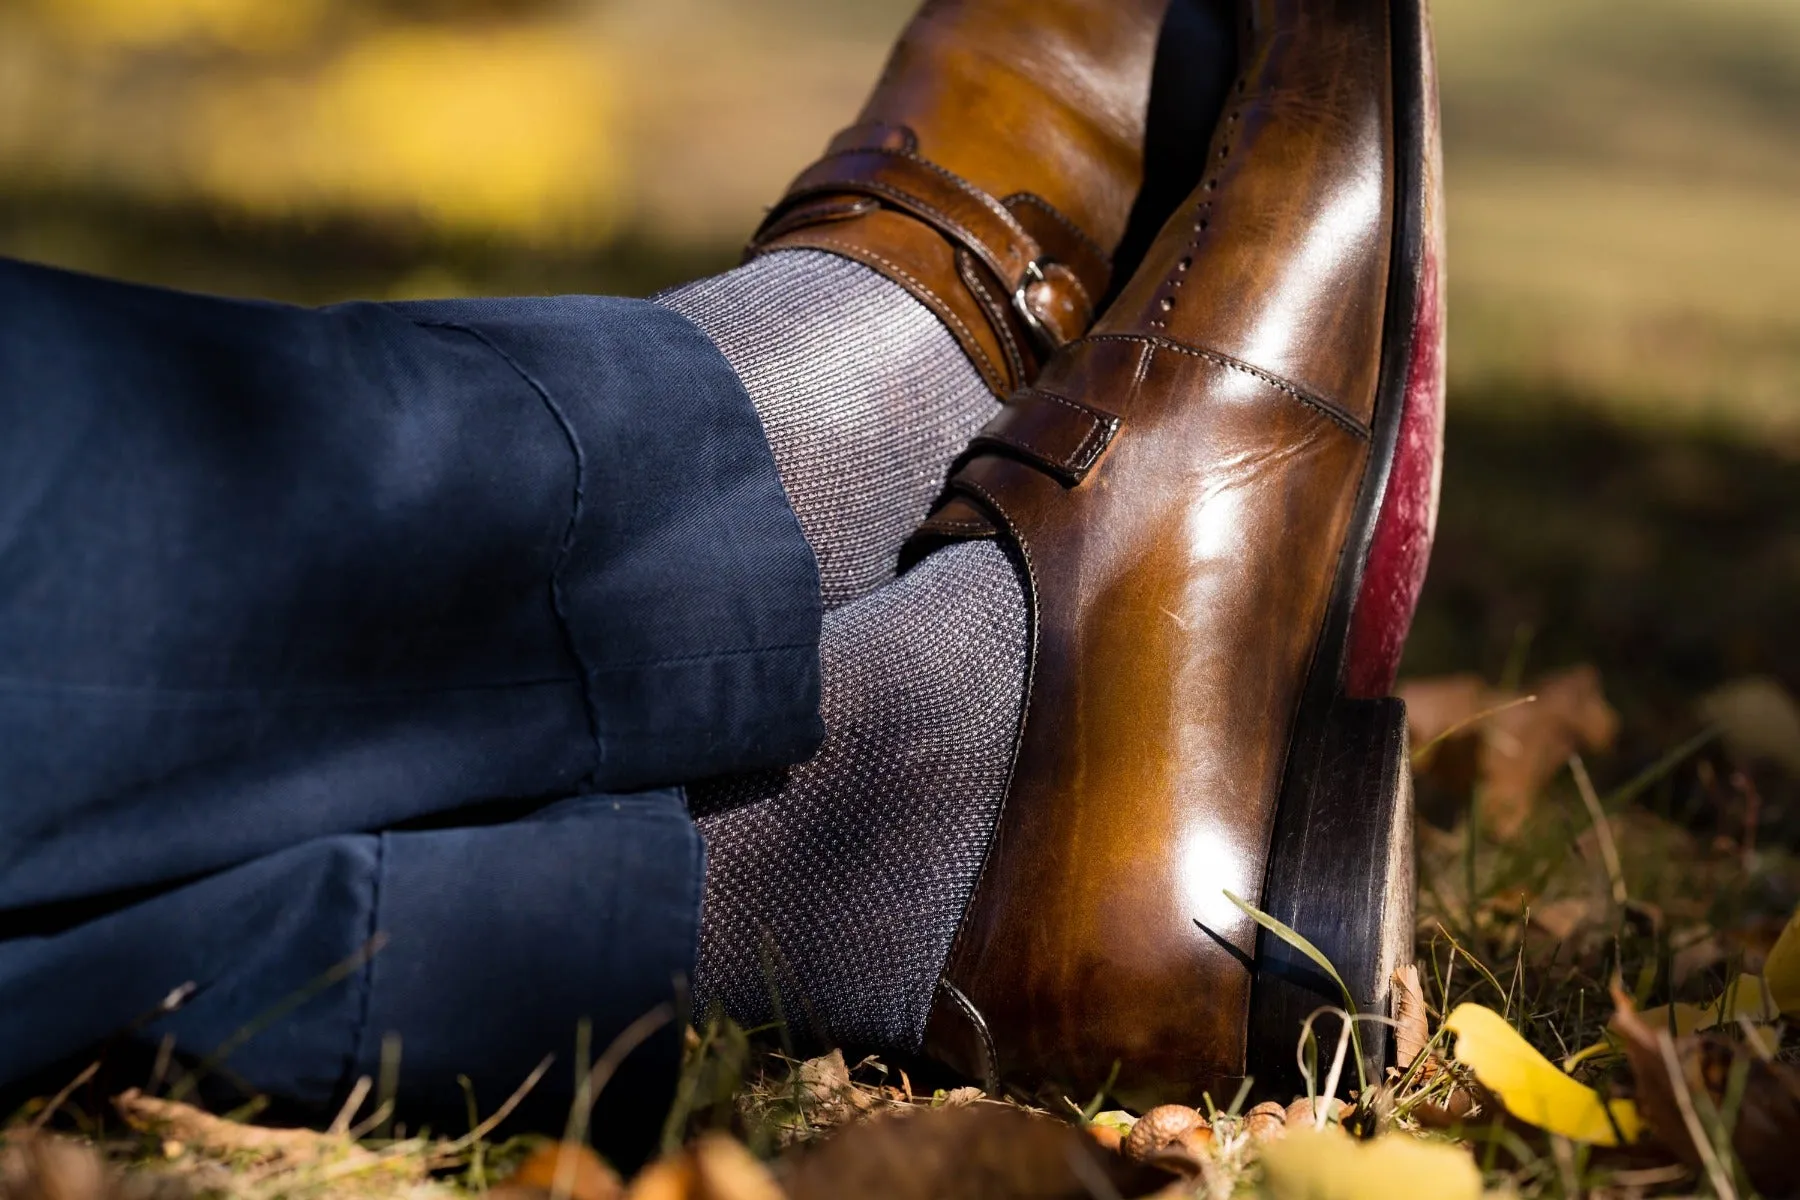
1090, 1110, 1137, 1135
1765, 905, 1800, 1015
1260, 1128, 1482, 1200
1445, 1004, 1641, 1145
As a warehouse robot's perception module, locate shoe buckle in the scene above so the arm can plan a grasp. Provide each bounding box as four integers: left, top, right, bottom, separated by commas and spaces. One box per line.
1011, 259, 1065, 359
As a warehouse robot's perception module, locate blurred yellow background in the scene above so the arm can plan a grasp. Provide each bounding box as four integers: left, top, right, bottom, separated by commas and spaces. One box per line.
3, 0, 1796, 438
1, 0, 1796, 719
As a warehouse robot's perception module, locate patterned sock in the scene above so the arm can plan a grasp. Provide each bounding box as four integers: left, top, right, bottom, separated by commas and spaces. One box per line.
656, 250, 997, 610
688, 539, 1028, 1052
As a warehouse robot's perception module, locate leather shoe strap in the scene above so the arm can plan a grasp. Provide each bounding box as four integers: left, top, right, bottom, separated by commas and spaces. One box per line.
746, 122, 1111, 395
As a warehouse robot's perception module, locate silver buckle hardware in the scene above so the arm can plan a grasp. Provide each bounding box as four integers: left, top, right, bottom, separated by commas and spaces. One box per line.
1010, 259, 1064, 358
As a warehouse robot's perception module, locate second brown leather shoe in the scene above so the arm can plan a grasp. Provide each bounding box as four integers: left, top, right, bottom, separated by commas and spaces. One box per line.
906, 0, 1447, 1106
745, 0, 1179, 397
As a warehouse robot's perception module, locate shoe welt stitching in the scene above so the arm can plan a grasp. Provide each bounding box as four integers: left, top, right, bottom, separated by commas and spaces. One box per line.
1081, 333, 1372, 440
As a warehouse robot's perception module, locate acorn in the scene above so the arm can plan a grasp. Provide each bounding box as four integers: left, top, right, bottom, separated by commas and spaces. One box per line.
1243, 1100, 1288, 1141
1284, 1096, 1350, 1129
1122, 1104, 1210, 1163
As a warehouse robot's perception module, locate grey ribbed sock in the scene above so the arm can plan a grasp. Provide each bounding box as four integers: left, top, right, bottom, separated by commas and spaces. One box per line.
688, 538, 1028, 1053
656, 250, 999, 610
661, 248, 1031, 1054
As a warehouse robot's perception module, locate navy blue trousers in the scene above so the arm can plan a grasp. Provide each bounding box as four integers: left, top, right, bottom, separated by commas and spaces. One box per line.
0, 258, 824, 1142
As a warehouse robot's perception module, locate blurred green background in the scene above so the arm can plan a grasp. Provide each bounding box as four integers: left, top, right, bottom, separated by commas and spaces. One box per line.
2, 0, 1796, 747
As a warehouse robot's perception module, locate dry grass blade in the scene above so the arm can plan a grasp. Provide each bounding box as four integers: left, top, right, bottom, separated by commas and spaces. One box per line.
1569, 754, 1627, 906
585, 1007, 675, 1106
329, 1075, 374, 1138
1410, 693, 1540, 766
441, 1054, 556, 1154
1653, 1031, 1737, 1200
25, 1061, 99, 1134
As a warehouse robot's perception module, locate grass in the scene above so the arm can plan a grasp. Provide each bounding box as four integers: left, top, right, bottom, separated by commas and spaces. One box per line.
7, 674, 1793, 1197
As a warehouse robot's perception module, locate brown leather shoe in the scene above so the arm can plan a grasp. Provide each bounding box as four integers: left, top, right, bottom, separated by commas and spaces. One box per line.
744, 0, 1178, 397
905, 0, 1447, 1106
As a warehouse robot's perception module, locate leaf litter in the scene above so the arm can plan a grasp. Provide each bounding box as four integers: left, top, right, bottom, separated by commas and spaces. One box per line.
5, 666, 1799, 1198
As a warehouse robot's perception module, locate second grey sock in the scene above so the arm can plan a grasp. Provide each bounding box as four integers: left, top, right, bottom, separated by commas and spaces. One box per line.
688, 538, 1028, 1052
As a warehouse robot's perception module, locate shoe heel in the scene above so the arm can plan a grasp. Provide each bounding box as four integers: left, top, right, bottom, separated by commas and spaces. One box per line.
1246, 696, 1414, 1098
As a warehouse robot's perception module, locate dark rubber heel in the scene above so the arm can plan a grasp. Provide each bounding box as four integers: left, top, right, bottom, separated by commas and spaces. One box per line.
1246, 696, 1414, 1099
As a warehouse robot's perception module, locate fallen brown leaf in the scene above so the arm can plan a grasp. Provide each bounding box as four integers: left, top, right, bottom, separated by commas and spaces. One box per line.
626, 1135, 782, 1200
935, 1086, 984, 1109
1398, 673, 1492, 754
1487, 666, 1619, 837
744, 1049, 896, 1148
1611, 984, 1800, 1198
794, 1051, 871, 1124
779, 1104, 1175, 1200
1407, 1082, 1484, 1131
1392, 964, 1431, 1071
0, 1135, 116, 1200
1530, 895, 1604, 942
1400, 664, 1619, 839
1670, 931, 1727, 985
493, 1142, 622, 1200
